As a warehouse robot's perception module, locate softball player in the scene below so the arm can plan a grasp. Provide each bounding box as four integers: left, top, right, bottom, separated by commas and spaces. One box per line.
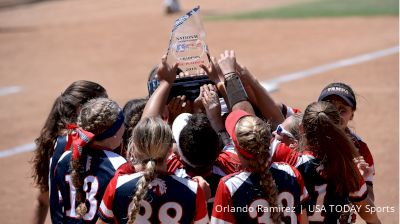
50, 98, 126, 223
211, 110, 309, 224
318, 82, 375, 198
168, 112, 241, 215
272, 102, 380, 224
97, 117, 209, 224
32, 80, 107, 224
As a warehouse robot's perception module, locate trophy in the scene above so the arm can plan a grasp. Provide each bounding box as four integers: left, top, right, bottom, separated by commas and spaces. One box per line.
166, 6, 210, 76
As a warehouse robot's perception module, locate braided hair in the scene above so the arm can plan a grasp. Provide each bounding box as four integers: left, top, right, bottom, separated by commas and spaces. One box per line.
70, 97, 120, 218
32, 80, 107, 193
235, 116, 281, 223
122, 98, 148, 156
127, 117, 173, 223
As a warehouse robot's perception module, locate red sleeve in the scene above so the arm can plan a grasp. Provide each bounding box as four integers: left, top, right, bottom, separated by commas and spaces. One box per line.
98, 175, 118, 221
215, 151, 242, 174
167, 153, 184, 173
358, 141, 375, 168
115, 162, 135, 176
289, 165, 309, 204
270, 139, 300, 166
349, 176, 368, 202
194, 183, 210, 223
211, 180, 235, 223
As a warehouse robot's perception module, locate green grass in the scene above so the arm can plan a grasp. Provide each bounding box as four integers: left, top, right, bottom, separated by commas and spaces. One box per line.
207, 0, 399, 20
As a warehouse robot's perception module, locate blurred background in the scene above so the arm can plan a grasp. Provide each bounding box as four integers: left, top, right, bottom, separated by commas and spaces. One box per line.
0, 0, 398, 223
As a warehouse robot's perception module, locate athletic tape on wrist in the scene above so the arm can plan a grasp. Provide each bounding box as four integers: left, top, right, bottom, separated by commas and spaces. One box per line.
225, 73, 248, 110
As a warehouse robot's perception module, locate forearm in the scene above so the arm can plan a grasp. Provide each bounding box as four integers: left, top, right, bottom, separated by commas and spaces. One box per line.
142, 80, 172, 119
32, 190, 49, 224
242, 75, 284, 126
355, 198, 381, 224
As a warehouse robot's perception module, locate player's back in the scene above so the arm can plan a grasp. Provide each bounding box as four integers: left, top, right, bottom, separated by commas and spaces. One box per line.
295, 154, 367, 224
270, 162, 308, 224
51, 148, 126, 224
99, 172, 208, 224
212, 166, 307, 224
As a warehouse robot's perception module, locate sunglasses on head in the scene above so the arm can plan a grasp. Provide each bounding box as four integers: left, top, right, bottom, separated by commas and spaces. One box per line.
275, 124, 295, 139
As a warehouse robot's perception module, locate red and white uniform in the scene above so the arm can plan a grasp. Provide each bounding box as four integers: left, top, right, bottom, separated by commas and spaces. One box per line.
211, 163, 308, 224
98, 172, 209, 224
167, 144, 242, 215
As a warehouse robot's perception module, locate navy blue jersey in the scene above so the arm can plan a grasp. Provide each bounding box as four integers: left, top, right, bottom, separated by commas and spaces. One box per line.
50, 148, 126, 224
98, 172, 209, 224
295, 154, 367, 224
211, 163, 308, 224
49, 135, 68, 222
167, 145, 241, 216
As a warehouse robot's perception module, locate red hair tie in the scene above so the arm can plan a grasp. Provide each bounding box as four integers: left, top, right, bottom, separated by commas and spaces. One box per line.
66, 124, 95, 160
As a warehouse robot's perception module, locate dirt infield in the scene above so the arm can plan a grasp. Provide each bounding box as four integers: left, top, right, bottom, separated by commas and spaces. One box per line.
0, 0, 398, 223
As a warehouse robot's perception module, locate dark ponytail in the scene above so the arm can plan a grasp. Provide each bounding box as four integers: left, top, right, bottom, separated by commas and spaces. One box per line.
303, 101, 361, 194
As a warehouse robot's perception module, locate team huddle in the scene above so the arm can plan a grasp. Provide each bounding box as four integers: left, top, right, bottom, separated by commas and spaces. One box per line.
31, 51, 381, 224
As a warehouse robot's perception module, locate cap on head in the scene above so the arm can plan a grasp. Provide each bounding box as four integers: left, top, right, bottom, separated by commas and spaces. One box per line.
318, 82, 356, 110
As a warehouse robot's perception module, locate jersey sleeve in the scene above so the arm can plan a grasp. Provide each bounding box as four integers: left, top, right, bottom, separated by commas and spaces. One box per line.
348, 175, 368, 202
211, 180, 235, 224
115, 162, 135, 176
289, 165, 309, 204
97, 175, 118, 222
194, 183, 210, 224
358, 140, 375, 183
270, 139, 300, 166
215, 146, 242, 174
167, 152, 184, 173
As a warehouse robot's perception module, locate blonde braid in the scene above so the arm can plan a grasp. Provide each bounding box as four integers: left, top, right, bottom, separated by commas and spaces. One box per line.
126, 117, 173, 223
127, 161, 156, 224
236, 116, 281, 223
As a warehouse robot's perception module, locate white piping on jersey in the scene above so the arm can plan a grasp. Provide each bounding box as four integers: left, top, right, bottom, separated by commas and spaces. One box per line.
271, 162, 309, 202
295, 154, 315, 168
174, 168, 190, 179
269, 138, 280, 157
222, 144, 236, 154
116, 172, 143, 189
171, 175, 198, 193
225, 171, 251, 197
271, 162, 297, 178
364, 165, 374, 182
210, 216, 233, 224
103, 150, 126, 170
99, 200, 114, 218
349, 183, 367, 198
58, 151, 72, 164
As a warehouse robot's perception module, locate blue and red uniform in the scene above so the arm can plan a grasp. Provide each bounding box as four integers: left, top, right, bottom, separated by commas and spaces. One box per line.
50, 148, 126, 223
271, 140, 368, 223
211, 162, 308, 224
167, 144, 242, 215
346, 128, 375, 184
98, 172, 209, 224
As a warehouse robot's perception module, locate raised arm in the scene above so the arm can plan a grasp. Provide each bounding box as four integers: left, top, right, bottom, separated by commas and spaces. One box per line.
218, 50, 254, 114
200, 56, 230, 109
236, 63, 284, 128
141, 55, 178, 119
